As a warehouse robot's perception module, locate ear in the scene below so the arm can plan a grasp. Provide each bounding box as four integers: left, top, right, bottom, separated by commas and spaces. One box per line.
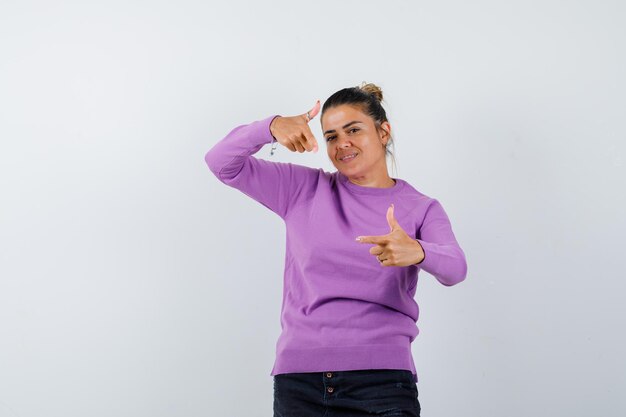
378, 121, 391, 146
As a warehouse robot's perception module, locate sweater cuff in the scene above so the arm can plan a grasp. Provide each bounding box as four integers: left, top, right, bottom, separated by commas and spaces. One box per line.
269, 114, 281, 141
414, 239, 434, 270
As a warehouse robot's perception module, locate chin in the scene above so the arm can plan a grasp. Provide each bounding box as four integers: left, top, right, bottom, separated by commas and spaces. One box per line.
339, 168, 359, 178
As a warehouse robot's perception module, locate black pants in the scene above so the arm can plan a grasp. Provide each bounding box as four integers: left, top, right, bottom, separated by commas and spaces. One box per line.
273, 368, 420, 417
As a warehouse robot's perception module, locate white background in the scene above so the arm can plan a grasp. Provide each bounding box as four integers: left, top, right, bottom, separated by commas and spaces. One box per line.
1, 1, 624, 416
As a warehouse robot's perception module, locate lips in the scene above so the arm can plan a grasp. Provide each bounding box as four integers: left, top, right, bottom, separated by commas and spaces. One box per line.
338, 152, 358, 161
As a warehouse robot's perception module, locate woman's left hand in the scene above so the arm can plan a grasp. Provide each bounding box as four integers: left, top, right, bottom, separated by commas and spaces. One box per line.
355, 204, 425, 267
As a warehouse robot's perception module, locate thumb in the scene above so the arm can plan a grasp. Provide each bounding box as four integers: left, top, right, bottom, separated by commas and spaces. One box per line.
302, 99, 321, 152
387, 203, 400, 232
305, 99, 321, 122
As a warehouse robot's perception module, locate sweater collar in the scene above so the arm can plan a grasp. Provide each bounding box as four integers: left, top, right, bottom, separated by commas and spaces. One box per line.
337, 171, 405, 195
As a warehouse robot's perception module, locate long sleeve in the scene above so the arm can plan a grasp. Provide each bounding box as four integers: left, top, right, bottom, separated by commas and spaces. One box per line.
204, 114, 318, 220
415, 198, 468, 286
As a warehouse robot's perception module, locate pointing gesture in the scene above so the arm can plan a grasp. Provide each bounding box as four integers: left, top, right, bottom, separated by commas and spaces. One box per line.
355, 204, 425, 267
269, 100, 321, 153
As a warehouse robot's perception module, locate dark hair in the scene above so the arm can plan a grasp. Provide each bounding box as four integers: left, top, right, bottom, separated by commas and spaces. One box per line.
321, 81, 397, 176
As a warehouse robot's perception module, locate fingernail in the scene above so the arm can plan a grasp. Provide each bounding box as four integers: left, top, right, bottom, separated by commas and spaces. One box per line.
355, 236, 362, 241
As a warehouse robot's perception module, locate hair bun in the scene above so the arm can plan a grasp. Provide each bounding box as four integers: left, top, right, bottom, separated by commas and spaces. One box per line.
357, 81, 383, 102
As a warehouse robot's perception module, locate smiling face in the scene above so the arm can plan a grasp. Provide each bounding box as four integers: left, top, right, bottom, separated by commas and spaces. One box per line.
321, 104, 393, 187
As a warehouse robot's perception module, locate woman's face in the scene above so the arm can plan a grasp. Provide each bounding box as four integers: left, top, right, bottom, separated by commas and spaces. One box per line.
321, 104, 391, 183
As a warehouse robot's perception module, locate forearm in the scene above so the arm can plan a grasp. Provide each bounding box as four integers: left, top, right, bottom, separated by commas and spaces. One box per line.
414, 239, 467, 286
205, 114, 280, 181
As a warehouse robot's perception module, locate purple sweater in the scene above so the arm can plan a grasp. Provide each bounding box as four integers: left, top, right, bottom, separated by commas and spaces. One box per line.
204, 114, 468, 383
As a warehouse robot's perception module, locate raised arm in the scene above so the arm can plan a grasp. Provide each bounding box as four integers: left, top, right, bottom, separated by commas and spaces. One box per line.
204, 102, 321, 219
415, 199, 468, 286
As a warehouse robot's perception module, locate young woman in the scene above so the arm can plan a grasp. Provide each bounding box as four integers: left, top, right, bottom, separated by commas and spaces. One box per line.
205, 82, 468, 417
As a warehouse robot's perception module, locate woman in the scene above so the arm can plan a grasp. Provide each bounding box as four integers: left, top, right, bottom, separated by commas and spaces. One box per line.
205, 82, 468, 417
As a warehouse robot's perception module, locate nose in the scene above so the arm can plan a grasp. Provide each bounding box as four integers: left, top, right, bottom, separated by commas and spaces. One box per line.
336, 134, 352, 148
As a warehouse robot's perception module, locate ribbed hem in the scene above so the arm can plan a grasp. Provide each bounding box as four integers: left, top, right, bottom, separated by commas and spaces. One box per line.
270, 344, 418, 383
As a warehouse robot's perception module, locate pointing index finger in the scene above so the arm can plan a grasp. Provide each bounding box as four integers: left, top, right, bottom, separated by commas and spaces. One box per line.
302, 126, 319, 153
355, 235, 385, 244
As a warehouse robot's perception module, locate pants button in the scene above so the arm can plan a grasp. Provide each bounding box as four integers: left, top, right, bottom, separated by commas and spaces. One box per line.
326, 372, 333, 378
327, 386, 334, 393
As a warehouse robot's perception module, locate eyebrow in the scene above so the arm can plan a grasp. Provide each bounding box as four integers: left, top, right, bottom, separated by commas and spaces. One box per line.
323, 120, 363, 135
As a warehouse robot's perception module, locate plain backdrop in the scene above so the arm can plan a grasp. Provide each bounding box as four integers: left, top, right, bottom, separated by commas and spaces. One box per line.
1, 1, 625, 416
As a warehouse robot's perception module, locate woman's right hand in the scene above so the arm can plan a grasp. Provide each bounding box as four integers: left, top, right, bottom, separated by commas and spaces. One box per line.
269, 100, 321, 153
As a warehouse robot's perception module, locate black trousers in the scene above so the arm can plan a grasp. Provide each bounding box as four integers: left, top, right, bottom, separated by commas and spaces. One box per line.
273, 368, 420, 417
